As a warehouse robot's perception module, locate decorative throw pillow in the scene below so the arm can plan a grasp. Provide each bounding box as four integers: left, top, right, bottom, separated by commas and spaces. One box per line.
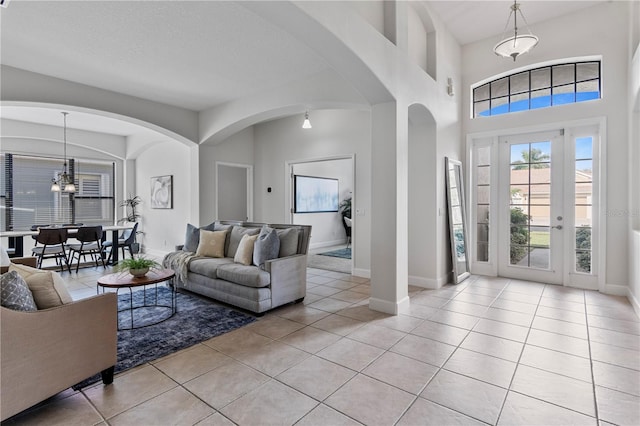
196, 230, 227, 258
9, 263, 72, 309
183, 223, 200, 252
276, 227, 300, 257
1, 271, 37, 311
234, 234, 259, 266
253, 226, 280, 268
227, 227, 260, 258
183, 222, 218, 252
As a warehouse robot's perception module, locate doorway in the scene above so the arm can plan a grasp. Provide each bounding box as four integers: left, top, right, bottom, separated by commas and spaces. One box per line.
469, 122, 603, 290
216, 162, 253, 221
287, 156, 355, 274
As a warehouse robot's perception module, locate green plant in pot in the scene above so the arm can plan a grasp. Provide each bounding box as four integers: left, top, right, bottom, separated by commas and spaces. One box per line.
339, 197, 352, 219
118, 194, 143, 254
114, 256, 159, 278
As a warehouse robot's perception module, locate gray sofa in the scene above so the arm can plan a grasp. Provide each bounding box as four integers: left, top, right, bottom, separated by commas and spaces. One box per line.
164, 221, 311, 314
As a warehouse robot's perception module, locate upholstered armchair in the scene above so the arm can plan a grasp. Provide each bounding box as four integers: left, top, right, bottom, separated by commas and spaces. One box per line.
1, 258, 117, 421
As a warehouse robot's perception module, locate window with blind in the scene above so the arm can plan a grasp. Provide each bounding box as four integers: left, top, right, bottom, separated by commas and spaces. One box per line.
1, 154, 115, 231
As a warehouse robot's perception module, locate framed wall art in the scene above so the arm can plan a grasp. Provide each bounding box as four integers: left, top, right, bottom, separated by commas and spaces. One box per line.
150, 175, 173, 209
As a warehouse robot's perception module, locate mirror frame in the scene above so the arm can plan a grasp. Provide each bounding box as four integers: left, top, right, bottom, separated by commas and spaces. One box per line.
445, 157, 471, 284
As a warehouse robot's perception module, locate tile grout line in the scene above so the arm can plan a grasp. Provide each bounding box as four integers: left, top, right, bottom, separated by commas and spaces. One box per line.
583, 292, 601, 423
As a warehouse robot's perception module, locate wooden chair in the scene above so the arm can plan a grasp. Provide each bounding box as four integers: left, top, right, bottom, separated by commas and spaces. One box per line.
68, 226, 106, 272
31, 228, 71, 272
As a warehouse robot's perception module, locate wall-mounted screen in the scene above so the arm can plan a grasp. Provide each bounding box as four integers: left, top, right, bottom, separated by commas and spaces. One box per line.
294, 175, 339, 213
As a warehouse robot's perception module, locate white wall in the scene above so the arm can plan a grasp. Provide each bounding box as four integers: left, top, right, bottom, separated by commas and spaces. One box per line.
135, 141, 191, 254
292, 158, 353, 249
253, 109, 371, 275
462, 1, 630, 290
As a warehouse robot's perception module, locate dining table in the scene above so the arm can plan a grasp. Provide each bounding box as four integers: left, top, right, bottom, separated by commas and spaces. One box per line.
0, 224, 134, 265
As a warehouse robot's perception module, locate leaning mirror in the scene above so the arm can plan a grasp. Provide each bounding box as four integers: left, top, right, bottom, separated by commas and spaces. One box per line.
445, 157, 470, 284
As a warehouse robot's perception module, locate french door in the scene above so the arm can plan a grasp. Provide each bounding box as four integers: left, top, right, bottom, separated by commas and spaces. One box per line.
479, 125, 601, 289
498, 131, 564, 284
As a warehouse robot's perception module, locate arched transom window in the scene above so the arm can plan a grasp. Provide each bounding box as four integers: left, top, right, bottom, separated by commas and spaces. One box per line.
472, 60, 601, 118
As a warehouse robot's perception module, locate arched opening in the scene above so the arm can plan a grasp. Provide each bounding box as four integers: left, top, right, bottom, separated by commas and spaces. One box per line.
408, 103, 439, 287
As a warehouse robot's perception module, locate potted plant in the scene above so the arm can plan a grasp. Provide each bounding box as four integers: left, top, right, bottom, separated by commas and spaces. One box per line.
339, 196, 352, 219
119, 194, 142, 223
118, 194, 143, 254
114, 255, 159, 278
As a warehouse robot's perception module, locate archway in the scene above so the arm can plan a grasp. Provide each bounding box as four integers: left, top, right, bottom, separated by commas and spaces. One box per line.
408, 103, 439, 288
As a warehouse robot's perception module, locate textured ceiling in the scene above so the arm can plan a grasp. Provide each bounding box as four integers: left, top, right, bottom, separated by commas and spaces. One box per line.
0, 1, 329, 111
0, 0, 608, 137
427, 1, 606, 46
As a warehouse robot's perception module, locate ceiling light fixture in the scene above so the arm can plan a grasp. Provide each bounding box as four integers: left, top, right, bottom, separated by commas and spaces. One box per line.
493, 1, 538, 61
51, 112, 76, 193
302, 111, 312, 129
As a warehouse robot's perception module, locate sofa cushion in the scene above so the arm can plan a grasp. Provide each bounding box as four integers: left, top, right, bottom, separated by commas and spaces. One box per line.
183, 222, 218, 252
217, 263, 271, 288
276, 227, 300, 257
9, 263, 72, 309
1, 271, 37, 311
196, 230, 228, 258
253, 226, 280, 268
227, 227, 260, 258
234, 234, 258, 266
188, 257, 235, 279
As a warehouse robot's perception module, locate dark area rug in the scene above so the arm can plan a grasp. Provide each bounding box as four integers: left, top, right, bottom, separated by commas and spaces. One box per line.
73, 286, 256, 389
317, 248, 351, 259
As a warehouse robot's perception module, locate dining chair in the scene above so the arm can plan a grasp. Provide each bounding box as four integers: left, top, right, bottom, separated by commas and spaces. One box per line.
343, 216, 352, 248
31, 228, 71, 272
30, 224, 50, 247
103, 222, 139, 264
67, 226, 106, 272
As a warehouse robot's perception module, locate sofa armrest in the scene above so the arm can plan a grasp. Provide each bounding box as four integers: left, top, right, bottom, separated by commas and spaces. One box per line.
1, 257, 37, 274
265, 254, 307, 307
1, 293, 118, 421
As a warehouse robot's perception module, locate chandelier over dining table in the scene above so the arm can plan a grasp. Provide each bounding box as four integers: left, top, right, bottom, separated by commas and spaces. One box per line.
50, 111, 76, 193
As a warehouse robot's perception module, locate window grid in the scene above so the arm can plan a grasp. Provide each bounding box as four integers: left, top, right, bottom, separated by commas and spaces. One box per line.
2, 154, 115, 231
473, 61, 601, 118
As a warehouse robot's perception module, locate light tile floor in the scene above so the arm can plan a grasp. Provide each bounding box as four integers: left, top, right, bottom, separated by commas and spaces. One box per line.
4, 266, 640, 426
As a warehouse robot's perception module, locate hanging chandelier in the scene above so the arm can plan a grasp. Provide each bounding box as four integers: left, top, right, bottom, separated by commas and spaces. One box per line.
493, 1, 538, 61
51, 112, 76, 193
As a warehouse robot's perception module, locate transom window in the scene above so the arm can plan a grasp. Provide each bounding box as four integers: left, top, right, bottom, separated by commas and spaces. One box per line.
472, 61, 601, 118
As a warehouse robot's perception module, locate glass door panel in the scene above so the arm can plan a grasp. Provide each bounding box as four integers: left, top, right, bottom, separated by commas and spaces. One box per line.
499, 132, 563, 284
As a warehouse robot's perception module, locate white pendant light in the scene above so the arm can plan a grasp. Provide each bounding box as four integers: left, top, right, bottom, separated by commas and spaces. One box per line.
302, 111, 312, 129
51, 112, 76, 193
493, 1, 538, 61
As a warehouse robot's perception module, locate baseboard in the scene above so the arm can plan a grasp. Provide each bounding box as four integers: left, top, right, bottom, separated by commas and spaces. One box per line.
144, 248, 171, 259
627, 288, 640, 319
408, 273, 450, 289
352, 268, 370, 279
603, 283, 629, 297
309, 239, 348, 251
369, 296, 411, 315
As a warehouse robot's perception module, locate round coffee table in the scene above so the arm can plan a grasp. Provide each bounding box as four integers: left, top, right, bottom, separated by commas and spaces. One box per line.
97, 268, 176, 330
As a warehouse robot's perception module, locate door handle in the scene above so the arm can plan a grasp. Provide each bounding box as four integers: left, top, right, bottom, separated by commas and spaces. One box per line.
552, 225, 563, 230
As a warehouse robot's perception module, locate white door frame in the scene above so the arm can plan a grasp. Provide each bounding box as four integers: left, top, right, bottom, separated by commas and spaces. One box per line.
215, 161, 254, 221
466, 117, 607, 291
285, 154, 356, 273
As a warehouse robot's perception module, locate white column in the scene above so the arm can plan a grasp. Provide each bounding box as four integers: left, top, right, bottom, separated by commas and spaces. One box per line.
369, 101, 410, 315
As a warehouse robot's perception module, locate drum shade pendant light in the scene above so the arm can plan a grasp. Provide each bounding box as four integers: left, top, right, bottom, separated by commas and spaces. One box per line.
493, 1, 538, 61
302, 111, 312, 129
51, 112, 76, 193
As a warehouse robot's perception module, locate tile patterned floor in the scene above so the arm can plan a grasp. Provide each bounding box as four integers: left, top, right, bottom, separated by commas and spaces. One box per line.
4, 267, 640, 425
